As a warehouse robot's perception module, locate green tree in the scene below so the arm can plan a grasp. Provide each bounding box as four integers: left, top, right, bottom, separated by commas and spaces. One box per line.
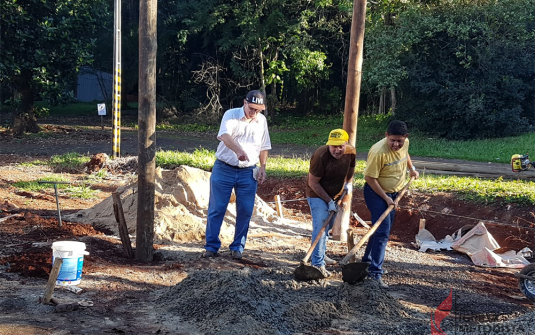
160, 0, 351, 119
396, 0, 535, 139
0, 0, 109, 136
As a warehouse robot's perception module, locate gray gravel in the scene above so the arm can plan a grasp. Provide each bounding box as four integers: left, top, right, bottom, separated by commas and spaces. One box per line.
152, 237, 534, 335
156, 267, 429, 335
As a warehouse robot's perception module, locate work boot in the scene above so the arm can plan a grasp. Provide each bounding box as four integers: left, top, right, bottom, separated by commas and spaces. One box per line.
369, 275, 389, 289
231, 250, 242, 260
313, 265, 331, 278
324, 255, 337, 265
202, 250, 218, 258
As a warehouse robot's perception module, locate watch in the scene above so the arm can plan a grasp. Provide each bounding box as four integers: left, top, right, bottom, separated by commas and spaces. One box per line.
410, 166, 417, 171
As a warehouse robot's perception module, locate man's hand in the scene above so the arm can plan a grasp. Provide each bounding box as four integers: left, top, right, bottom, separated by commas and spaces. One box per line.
257, 166, 267, 184
409, 169, 420, 180
328, 200, 338, 213
385, 197, 396, 208
236, 148, 249, 161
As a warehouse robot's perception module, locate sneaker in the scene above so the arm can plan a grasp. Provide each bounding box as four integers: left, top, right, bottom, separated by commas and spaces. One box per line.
231, 250, 242, 260
313, 265, 331, 278
324, 255, 337, 265
369, 275, 389, 289
202, 250, 218, 258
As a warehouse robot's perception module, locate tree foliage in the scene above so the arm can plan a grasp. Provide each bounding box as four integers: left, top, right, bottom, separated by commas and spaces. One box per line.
158, 0, 352, 119
363, 0, 535, 139
2, 0, 535, 140
0, 0, 109, 135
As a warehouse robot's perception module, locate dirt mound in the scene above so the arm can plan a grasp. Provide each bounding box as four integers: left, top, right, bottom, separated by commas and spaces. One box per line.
157, 268, 427, 335
86, 153, 109, 172
65, 165, 292, 244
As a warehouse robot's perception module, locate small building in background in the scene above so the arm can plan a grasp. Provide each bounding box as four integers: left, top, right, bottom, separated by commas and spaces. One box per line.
76, 67, 113, 103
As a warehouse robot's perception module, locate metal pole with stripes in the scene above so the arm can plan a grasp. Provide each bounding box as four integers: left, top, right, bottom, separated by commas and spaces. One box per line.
112, 0, 122, 159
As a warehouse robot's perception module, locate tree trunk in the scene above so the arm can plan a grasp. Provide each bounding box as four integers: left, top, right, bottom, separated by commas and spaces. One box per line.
390, 88, 397, 115
258, 43, 267, 119
268, 81, 277, 124
12, 81, 40, 137
340, 0, 367, 243
136, 0, 157, 263
378, 87, 386, 115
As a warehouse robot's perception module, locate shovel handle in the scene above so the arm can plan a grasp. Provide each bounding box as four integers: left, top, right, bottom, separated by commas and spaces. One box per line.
301, 189, 348, 264
340, 177, 414, 266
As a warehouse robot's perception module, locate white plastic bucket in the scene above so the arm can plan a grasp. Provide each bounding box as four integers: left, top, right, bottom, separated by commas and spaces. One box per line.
52, 241, 89, 286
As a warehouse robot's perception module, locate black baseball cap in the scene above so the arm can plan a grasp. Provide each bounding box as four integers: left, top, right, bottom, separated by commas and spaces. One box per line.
245, 90, 266, 110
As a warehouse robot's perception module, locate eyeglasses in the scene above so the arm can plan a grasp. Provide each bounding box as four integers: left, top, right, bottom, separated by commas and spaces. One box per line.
246, 102, 262, 114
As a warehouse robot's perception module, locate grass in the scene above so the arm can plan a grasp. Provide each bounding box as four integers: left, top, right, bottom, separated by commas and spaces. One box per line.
84, 168, 109, 181
48, 152, 90, 172
15, 150, 535, 205
269, 114, 391, 150
156, 148, 216, 170
13, 176, 71, 192
18, 153, 89, 172
34, 101, 101, 116
408, 132, 535, 163
13, 153, 98, 199
34, 102, 535, 163
410, 174, 535, 205
269, 114, 535, 164
13, 175, 98, 200
154, 149, 535, 205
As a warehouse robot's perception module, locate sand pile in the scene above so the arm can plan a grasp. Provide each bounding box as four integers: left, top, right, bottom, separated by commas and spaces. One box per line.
66, 165, 304, 243
157, 268, 429, 335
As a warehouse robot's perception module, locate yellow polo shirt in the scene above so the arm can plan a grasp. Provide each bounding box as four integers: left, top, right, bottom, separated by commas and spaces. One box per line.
364, 137, 409, 193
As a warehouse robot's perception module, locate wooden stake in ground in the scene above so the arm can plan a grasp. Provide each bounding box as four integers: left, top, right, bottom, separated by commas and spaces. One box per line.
346, 229, 357, 263
42, 258, 63, 304
352, 213, 370, 229
136, 0, 158, 263
419, 219, 426, 231
336, 0, 367, 242
274, 195, 284, 219
112, 192, 134, 258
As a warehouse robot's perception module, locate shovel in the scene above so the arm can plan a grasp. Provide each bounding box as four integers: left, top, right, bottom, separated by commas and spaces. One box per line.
294, 189, 348, 281
340, 177, 414, 284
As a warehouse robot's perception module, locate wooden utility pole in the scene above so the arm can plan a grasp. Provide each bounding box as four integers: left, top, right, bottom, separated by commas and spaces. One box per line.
333, 0, 367, 242
136, 0, 158, 262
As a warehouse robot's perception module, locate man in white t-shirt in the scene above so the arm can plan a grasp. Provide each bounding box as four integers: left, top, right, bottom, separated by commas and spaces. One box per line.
203, 90, 272, 260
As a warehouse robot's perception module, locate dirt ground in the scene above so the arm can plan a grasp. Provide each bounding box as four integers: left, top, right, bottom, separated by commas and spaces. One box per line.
1, 125, 535, 334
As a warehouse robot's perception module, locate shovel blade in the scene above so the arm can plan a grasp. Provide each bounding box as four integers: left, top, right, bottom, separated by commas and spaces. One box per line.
341, 262, 369, 284
294, 263, 325, 281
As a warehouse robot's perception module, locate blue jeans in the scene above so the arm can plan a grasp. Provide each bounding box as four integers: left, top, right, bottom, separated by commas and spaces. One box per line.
204, 160, 257, 253
307, 197, 337, 267
361, 183, 398, 278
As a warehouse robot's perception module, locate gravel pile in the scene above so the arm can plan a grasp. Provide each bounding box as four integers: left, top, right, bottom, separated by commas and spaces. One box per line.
157, 267, 430, 335
152, 237, 534, 335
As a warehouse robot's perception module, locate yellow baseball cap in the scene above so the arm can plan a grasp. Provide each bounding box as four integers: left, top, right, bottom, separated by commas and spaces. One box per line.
326, 129, 349, 146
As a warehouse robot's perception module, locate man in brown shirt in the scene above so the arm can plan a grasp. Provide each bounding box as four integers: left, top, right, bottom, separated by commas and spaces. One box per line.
305, 129, 356, 278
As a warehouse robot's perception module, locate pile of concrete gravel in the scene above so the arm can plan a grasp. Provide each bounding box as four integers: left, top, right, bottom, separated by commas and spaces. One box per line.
157, 268, 431, 335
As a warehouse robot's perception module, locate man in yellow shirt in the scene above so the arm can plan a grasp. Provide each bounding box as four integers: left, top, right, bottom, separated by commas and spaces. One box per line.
363, 120, 419, 288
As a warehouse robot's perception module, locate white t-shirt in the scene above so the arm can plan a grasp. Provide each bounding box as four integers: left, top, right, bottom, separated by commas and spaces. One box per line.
215, 107, 271, 167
